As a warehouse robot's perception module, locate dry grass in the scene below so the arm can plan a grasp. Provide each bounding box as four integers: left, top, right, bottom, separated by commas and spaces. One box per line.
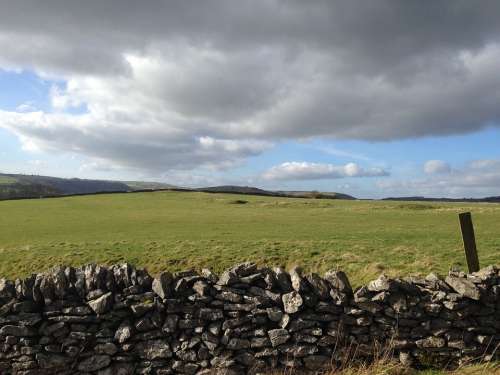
265, 360, 500, 375
264, 340, 500, 375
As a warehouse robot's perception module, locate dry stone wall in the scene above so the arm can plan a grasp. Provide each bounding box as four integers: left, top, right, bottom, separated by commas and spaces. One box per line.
0, 262, 499, 374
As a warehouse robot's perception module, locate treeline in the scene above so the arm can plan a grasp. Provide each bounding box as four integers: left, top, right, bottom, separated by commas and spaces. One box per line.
0, 183, 61, 200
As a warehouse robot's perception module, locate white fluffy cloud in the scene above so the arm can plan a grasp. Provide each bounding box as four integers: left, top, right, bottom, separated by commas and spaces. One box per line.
262, 162, 389, 180
424, 160, 451, 175
378, 160, 500, 197
1, 2, 500, 175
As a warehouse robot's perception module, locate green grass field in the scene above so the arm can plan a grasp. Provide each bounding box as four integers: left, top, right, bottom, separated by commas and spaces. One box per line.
0, 191, 499, 285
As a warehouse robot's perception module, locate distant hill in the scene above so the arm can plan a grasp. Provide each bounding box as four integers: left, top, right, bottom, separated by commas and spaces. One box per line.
196, 186, 280, 196
196, 185, 356, 200
123, 181, 177, 190
0, 173, 177, 200
277, 191, 356, 200
3, 173, 497, 203
0, 176, 356, 201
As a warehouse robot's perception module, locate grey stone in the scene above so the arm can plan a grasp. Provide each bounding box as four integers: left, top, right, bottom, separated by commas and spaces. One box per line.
324, 270, 352, 295
152, 272, 173, 299
0, 278, 15, 299
306, 273, 330, 300
268, 329, 290, 347
266, 307, 283, 322
135, 339, 172, 360
77, 355, 111, 372
445, 276, 481, 300
0, 325, 36, 337
226, 338, 250, 350
130, 301, 154, 316
112, 263, 134, 288
290, 266, 309, 293
115, 322, 133, 343
217, 262, 257, 286
0, 261, 498, 374
273, 267, 293, 292
282, 291, 303, 314
36, 353, 71, 369
51, 266, 68, 299
95, 342, 118, 356
415, 336, 446, 348
97, 363, 135, 375
88, 291, 113, 314
367, 274, 394, 292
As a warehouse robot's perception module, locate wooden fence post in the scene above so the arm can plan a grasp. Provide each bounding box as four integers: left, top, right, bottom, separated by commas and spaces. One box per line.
458, 212, 480, 273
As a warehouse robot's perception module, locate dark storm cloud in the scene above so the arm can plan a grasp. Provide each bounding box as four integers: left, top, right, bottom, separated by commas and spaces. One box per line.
2, 1, 500, 75
1, 1, 500, 172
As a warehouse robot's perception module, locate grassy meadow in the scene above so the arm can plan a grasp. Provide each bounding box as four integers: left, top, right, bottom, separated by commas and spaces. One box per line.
0, 191, 499, 285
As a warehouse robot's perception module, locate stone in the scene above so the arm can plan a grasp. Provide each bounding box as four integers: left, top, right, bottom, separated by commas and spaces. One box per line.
0, 325, 36, 337
97, 363, 135, 375
290, 266, 309, 293
268, 329, 290, 347
193, 280, 210, 296
324, 270, 352, 295
399, 352, 413, 366
112, 263, 134, 288
135, 340, 172, 360
163, 314, 179, 333
445, 276, 481, 300
88, 291, 113, 314
367, 274, 394, 292
77, 355, 111, 372
306, 273, 330, 300
199, 308, 224, 320
415, 336, 446, 348
115, 322, 133, 343
218, 263, 257, 286
201, 268, 219, 283
389, 293, 408, 312
280, 344, 318, 357
152, 272, 174, 299
39, 274, 55, 302
266, 307, 283, 322
280, 314, 291, 329
282, 291, 303, 314
273, 267, 293, 292
471, 265, 498, 281
130, 301, 154, 316
0, 261, 498, 374
36, 353, 71, 369
51, 266, 68, 299
0, 278, 15, 298
226, 338, 250, 350
84, 263, 107, 291
95, 342, 118, 356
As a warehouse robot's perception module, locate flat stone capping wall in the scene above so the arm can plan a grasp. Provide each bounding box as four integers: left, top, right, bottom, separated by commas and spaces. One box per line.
0, 263, 499, 374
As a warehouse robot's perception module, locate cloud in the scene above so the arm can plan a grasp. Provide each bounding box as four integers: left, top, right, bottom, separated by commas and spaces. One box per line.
15, 102, 36, 112
262, 161, 389, 180
378, 159, 500, 197
424, 160, 451, 175
0, 110, 270, 172
1, 2, 500, 173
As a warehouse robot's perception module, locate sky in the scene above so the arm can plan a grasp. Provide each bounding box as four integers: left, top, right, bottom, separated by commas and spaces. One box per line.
1, 1, 500, 198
